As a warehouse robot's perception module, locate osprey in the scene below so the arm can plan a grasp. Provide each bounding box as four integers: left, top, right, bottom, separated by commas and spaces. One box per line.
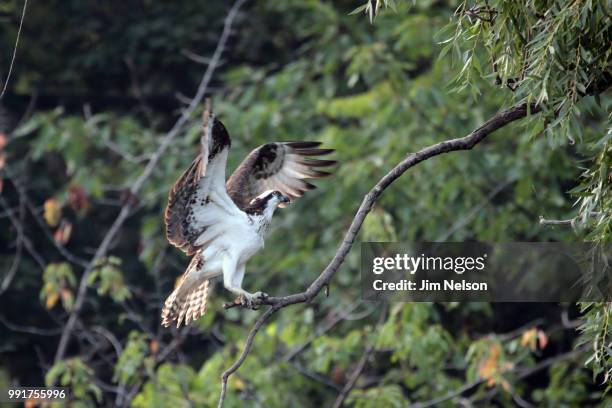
161, 115, 336, 327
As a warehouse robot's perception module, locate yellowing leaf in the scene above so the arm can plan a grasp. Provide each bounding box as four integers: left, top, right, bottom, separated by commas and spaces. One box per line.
44, 198, 62, 227
41, 263, 76, 311
46, 292, 59, 309
521, 328, 538, 351
478, 343, 501, 387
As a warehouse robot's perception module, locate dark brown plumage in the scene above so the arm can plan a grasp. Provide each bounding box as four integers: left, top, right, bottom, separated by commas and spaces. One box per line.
164, 156, 206, 256
164, 118, 231, 256
226, 141, 337, 211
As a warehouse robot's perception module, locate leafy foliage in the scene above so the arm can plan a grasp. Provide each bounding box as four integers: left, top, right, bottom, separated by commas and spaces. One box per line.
88, 257, 131, 303
45, 358, 102, 407
114, 331, 152, 386
40, 262, 76, 311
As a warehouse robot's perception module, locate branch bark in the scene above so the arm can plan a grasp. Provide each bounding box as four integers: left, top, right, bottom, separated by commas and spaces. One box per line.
217, 101, 543, 406
53, 0, 247, 364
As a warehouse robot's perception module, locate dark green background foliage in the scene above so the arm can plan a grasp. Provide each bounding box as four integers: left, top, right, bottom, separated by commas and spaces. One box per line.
0, 0, 610, 406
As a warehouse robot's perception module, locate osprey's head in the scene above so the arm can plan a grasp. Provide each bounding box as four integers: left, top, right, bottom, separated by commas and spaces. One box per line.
246, 190, 290, 216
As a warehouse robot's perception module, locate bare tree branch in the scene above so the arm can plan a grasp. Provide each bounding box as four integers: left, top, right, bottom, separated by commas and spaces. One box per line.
539, 216, 574, 226
217, 101, 543, 406
53, 0, 247, 364
538, 211, 602, 227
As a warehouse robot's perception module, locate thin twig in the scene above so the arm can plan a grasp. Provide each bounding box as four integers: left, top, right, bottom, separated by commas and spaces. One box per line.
0, 195, 46, 270
539, 216, 574, 226
0, 0, 28, 99
331, 307, 386, 408
181, 49, 213, 65
83, 104, 150, 164
217, 102, 544, 406
121, 326, 191, 407
89, 326, 126, 406
290, 361, 342, 391
53, 0, 247, 364
437, 179, 514, 241
0, 194, 24, 293
7, 175, 90, 268
0, 314, 62, 336
218, 307, 277, 408
539, 211, 602, 227
283, 301, 363, 362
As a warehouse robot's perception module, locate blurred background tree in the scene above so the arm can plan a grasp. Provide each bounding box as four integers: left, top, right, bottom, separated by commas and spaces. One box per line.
0, 0, 610, 406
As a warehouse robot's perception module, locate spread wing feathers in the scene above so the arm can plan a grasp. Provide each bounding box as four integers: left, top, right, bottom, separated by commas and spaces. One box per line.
161, 254, 210, 328
226, 141, 337, 210
164, 119, 240, 255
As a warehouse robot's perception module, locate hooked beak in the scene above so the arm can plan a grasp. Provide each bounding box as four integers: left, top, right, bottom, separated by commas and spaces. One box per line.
279, 195, 290, 208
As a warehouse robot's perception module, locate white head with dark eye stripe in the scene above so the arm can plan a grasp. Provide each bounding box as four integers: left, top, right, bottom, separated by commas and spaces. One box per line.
246, 190, 290, 218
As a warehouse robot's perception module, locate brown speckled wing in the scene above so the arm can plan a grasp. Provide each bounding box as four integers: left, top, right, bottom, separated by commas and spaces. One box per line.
226, 142, 337, 211
164, 119, 232, 255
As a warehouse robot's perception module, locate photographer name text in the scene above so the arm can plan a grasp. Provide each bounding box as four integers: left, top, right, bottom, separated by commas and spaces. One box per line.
372, 279, 488, 291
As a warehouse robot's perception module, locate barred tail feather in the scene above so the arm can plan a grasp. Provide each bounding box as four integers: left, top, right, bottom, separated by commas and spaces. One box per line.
161, 253, 210, 328
161, 279, 210, 328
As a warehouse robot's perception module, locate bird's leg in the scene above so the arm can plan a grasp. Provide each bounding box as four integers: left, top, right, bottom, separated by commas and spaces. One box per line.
222, 258, 267, 309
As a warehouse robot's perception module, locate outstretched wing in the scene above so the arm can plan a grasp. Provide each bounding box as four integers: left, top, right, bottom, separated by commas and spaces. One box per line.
164, 118, 242, 255
226, 142, 336, 210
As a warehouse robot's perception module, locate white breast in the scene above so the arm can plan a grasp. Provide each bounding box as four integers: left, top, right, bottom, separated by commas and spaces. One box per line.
198, 214, 264, 270
226, 218, 264, 262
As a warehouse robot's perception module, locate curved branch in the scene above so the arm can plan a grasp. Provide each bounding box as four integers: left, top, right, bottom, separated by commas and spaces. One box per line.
217, 101, 543, 406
